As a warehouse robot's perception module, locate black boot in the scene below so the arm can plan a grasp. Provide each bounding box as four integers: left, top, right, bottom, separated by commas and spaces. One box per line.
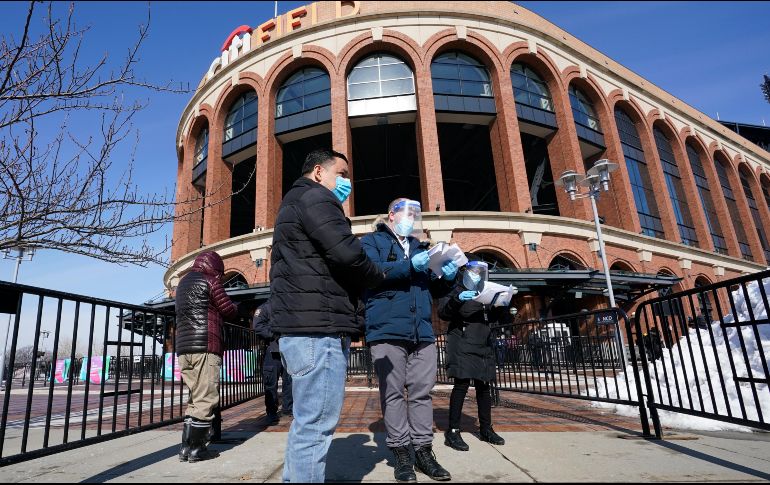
178, 418, 192, 462
414, 444, 451, 481
188, 420, 217, 462
479, 427, 505, 445
444, 428, 469, 451
208, 410, 222, 444
389, 446, 417, 483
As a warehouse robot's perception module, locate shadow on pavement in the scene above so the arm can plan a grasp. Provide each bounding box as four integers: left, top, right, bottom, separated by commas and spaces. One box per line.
326, 433, 386, 482
651, 439, 770, 481
78, 431, 257, 483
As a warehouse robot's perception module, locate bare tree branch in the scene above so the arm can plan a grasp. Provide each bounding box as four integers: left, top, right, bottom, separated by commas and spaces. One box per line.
0, 2, 252, 268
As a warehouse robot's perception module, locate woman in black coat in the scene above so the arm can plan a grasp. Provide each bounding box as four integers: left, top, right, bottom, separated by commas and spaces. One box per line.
438, 261, 507, 451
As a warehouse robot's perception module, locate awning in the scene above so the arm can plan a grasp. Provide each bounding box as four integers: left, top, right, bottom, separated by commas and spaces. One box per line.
489, 268, 682, 302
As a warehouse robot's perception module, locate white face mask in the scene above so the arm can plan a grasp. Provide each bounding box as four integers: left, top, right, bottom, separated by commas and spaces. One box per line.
394, 216, 414, 237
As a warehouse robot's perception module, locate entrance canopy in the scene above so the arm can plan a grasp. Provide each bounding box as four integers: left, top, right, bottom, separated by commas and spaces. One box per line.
489, 267, 682, 302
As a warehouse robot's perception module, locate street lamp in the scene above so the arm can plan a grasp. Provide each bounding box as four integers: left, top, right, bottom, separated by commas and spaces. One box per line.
556, 159, 628, 363
0, 246, 36, 388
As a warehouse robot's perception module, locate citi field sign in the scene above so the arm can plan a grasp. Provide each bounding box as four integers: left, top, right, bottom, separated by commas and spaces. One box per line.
206, 1, 361, 81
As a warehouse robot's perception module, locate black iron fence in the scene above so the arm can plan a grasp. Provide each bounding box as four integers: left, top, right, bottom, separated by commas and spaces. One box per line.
487, 308, 647, 427
0, 281, 265, 466
634, 269, 770, 437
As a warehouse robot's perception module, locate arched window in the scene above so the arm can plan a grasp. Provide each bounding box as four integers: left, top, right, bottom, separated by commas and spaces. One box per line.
275, 67, 331, 120
739, 168, 770, 263
686, 143, 726, 254
653, 127, 698, 246
347, 53, 414, 101
614, 108, 664, 238
194, 126, 208, 168
548, 255, 586, 271
715, 156, 752, 261
223, 272, 249, 290
569, 85, 601, 132
465, 251, 514, 270
431, 51, 493, 98
761, 176, 770, 214
510, 63, 553, 112
223, 91, 258, 151
693, 276, 714, 325
192, 126, 209, 188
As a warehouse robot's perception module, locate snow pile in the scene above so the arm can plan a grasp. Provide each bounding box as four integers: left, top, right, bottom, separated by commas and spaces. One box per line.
592, 278, 770, 432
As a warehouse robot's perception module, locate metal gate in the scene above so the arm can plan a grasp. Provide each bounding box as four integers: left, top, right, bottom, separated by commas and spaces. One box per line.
634, 269, 770, 437
0, 281, 265, 466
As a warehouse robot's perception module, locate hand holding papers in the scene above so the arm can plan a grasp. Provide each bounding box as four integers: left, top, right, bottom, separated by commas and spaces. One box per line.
473, 281, 518, 307
427, 242, 468, 277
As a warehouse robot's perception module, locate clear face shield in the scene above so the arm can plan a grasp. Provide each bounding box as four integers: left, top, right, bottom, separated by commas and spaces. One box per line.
390, 199, 423, 238
462, 261, 489, 292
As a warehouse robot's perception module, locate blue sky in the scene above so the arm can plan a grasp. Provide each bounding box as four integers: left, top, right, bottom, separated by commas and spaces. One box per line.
1, 1, 769, 348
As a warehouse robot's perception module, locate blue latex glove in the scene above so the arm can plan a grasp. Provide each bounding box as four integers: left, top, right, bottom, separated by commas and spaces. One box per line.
459, 290, 478, 301
441, 261, 458, 280
411, 251, 430, 272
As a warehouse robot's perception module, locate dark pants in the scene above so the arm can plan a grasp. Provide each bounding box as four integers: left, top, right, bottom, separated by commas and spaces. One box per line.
448, 378, 492, 431
263, 350, 293, 415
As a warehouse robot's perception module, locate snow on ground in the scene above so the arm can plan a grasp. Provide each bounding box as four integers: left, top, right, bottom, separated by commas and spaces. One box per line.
591, 278, 770, 432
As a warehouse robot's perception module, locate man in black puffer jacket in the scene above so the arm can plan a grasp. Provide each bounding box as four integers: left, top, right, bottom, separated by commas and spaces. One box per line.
175, 251, 238, 463
270, 148, 383, 483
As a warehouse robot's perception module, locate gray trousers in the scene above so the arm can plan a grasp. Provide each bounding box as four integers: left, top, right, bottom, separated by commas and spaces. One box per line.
370, 341, 437, 448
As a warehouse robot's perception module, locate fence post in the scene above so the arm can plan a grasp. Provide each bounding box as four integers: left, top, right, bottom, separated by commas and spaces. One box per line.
632, 307, 662, 439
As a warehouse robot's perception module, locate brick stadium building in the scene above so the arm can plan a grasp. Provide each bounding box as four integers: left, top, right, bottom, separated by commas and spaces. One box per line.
163, 1, 770, 332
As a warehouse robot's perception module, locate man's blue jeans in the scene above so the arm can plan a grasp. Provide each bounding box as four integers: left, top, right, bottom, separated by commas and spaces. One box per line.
279, 334, 350, 483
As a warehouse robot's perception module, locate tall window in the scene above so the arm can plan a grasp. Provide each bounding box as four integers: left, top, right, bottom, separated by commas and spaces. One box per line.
715, 157, 752, 261
739, 169, 770, 263
762, 177, 770, 215
194, 127, 209, 169
347, 53, 414, 100
224, 92, 258, 143
569, 85, 601, 132
275, 67, 331, 118
653, 127, 698, 246
431, 51, 492, 98
615, 108, 664, 238
687, 143, 726, 254
510, 63, 553, 112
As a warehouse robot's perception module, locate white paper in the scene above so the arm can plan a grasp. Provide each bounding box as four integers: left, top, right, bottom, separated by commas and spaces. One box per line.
473, 281, 516, 306
427, 242, 469, 277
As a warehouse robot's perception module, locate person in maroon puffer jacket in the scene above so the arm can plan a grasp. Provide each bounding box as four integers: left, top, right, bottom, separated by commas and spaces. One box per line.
175, 251, 238, 463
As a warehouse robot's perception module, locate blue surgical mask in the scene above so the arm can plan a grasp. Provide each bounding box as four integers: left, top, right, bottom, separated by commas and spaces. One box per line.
332, 176, 352, 203
394, 217, 414, 237
463, 271, 481, 290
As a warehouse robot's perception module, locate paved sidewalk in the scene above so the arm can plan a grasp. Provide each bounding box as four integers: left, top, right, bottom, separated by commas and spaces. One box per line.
1, 388, 769, 482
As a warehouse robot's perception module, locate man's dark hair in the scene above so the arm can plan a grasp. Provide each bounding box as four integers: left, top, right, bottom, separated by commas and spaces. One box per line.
301, 148, 348, 176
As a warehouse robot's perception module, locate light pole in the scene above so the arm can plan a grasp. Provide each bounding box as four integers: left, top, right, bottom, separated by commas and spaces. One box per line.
0, 246, 35, 387
556, 160, 629, 364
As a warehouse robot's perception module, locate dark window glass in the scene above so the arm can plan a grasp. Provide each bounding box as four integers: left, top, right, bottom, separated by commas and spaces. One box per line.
569, 85, 601, 133
615, 109, 664, 238
224, 91, 258, 143
716, 158, 753, 261
194, 126, 208, 168
687, 143, 727, 254
510, 63, 554, 113
740, 170, 770, 263
275, 67, 331, 118
431, 51, 493, 98
653, 128, 697, 246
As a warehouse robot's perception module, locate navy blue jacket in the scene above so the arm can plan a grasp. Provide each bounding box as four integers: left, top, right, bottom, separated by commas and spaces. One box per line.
361, 223, 452, 343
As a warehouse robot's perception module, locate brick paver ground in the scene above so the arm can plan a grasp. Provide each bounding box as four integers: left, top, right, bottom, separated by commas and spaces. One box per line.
218, 377, 643, 436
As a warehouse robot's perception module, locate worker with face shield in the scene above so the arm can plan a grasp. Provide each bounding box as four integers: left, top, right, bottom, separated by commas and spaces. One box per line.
361, 198, 456, 483
438, 259, 510, 452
